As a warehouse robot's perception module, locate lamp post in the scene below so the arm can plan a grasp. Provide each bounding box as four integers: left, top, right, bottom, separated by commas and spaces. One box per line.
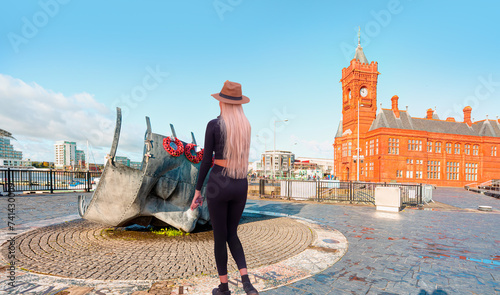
357, 98, 360, 182
273, 119, 288, 179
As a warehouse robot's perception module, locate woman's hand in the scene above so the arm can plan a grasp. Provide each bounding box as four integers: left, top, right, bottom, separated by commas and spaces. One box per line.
190, 190, 203, 210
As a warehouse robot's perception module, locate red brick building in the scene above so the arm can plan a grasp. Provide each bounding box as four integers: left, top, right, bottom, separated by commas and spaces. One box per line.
333, 42, 500, 186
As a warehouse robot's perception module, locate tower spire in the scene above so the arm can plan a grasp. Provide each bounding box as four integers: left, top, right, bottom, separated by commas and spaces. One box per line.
353, 26, 368, 64
358, 26, 361, 46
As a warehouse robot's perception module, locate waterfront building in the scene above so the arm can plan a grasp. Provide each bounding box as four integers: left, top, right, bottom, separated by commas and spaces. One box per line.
115, 156, 131, 167
250, 150, 295, 178
54, 141, 77, 169
333, 40, 500, 186
0, 129, 27, 167
294, 157, 334, 178
75, 149, 86, 169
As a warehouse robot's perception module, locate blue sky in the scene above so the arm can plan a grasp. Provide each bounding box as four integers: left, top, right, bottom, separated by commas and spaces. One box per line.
1, 0, 499, 163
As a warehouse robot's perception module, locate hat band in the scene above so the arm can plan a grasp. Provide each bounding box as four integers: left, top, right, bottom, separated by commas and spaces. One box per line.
219, 93, 242, 101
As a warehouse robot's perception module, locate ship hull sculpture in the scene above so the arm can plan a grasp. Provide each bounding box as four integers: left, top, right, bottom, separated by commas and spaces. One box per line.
78, 108, 211, 232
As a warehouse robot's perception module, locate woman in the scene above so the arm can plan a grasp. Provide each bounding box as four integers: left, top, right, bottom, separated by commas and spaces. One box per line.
190, 80, 258, 295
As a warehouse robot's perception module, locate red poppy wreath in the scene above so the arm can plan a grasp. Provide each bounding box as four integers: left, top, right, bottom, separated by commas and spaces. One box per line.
163, 137, 184, 157
184, 143, 204, 164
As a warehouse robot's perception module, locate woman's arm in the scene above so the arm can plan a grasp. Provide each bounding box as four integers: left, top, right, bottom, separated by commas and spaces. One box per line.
191, 120, 215, 210
195, 120, 215, 191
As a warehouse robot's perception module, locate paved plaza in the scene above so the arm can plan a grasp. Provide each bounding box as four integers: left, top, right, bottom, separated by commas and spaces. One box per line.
0, 188, 499, 294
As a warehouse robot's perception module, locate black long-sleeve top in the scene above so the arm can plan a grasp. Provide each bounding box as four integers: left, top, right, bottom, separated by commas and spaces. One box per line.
195, 117, 225, 190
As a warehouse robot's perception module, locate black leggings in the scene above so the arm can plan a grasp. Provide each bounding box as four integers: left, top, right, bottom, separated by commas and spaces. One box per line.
206, 164, 248, 276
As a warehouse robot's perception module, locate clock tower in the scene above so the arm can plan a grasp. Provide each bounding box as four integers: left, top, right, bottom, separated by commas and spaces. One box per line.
340, 39, 379, 136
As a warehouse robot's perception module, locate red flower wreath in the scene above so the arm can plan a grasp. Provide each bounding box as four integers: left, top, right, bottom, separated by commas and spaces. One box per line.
163, 137, 184, 157
184, 143, 204, 164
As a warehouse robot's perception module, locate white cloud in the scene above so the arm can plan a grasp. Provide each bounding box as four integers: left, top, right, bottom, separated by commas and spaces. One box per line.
0, 74, 144, 162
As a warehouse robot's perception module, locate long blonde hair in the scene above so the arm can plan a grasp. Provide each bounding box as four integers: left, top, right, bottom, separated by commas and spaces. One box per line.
219, 102, 251, 178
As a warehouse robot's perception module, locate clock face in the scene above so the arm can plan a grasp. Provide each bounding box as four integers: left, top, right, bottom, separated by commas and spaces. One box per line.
360, 87, 368, 97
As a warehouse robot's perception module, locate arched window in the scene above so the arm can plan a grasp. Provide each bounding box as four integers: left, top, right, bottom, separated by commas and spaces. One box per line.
473, 145, 479, 156
435, 142, 442, 153
465, 144, 470, 155
446, 143, 452, 154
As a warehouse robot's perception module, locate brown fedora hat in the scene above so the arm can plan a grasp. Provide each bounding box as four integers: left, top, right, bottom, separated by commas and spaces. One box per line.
211, 80, 250, 104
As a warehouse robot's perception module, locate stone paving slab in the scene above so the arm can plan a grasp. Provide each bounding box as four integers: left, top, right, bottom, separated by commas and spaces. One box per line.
433, 187, 500, 210
0, 193, 91, 228
252, 188, 500, 294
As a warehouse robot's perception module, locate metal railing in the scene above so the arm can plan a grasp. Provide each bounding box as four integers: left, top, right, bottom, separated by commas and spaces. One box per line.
256, 179, 425, 206
464, 179, 500, 198
0, 168, 101, 194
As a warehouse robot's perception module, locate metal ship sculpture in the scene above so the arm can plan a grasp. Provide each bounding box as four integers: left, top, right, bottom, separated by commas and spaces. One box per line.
78, 108, 211, 232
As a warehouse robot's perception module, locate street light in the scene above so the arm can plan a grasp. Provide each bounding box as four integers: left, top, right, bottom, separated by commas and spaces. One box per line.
273, 119, 288, 179
357, 97, 360, 182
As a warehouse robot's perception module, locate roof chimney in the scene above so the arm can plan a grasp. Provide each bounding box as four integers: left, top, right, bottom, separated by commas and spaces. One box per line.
446, 117, 456, 122
426, 108, 434, 119
391, 95, 400, 118
463, 106, 472, 126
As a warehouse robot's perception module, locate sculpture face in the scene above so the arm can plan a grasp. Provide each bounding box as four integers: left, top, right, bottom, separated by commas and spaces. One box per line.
78, 108, 210, 232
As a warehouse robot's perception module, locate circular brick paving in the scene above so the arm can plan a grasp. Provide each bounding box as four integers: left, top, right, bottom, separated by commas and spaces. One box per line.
1, 215, 314, 280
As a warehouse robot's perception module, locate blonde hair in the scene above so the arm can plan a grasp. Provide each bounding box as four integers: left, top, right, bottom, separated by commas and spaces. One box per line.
219, 102, 251, 178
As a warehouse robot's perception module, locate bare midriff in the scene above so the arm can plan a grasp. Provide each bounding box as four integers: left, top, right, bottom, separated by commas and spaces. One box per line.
214, 159, 227, 167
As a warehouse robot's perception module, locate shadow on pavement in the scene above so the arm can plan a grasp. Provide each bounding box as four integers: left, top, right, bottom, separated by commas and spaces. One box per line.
245, 202, 307, 216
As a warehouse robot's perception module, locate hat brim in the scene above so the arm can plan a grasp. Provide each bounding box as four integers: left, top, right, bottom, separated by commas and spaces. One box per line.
211, 93, 250, 104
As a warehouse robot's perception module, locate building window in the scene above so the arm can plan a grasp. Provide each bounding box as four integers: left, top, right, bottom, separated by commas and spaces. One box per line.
396, 170, 403, 178
365, 142, 368, 156
427, 141, 433, 152
454, 143, 460, 154
473, 145, 479, 156
388, 138, 399, 154
348, 142, 352, 156
492, 146, 497, 157
446, 162, 460, 180
408, 140, 422, 151
465, 163, 478, 182
465, 144, 471, 155
376, 139, 379, 154
406, 170, 414, 178
427, 160, 441, 179
369, 140, 374, 155
342, 143, 347, 157
435, 142, 442, 153
446, 143, 452, 154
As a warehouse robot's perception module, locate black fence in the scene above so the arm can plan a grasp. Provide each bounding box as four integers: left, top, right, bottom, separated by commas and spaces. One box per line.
0, 168, 102, 194
256, 179, 424, 206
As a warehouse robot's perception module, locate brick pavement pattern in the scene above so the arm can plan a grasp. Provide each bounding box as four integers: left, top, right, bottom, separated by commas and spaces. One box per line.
0, 215, 313, 281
